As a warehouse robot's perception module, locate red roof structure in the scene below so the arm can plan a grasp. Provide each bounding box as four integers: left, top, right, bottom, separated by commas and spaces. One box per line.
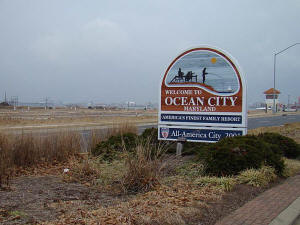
264, 88, 280, 95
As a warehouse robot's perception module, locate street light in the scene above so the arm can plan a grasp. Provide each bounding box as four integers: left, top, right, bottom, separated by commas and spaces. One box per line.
273, 43, 300, 113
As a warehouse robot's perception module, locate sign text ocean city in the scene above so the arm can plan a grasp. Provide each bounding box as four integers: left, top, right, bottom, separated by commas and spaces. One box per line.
158, 46, 247, 142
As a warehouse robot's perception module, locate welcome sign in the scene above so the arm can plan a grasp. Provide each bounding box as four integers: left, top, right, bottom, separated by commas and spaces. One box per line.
158, 46, 247, 142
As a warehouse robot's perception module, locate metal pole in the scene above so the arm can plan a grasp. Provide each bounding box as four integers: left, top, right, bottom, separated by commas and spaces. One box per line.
272, 43, 300, 113
273, 54, 276, 113
176, 142, 183, 156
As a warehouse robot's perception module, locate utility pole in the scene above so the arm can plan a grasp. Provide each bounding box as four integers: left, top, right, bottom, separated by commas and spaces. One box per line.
45, 97, 48, 110
273, 43, 300, 113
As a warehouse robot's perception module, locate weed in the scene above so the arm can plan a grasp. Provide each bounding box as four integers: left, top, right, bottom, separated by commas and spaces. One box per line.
95, 159, 126, 186
63, 159, 100, 185
176, 161, 205, 178
194, 176, 236, 191
9, 210, 27, 218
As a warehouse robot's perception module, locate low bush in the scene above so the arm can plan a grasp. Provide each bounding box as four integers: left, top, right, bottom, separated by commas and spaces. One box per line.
91, 132, 137, 160
140, 127, 158, 144
282, 158, 300, 177
198, 135, 285, 176
182, 142, 209, 156
258, 132, 300, 159
237, 166, 277, 187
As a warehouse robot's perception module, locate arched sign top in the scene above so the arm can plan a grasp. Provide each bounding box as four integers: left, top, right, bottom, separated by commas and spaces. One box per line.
162, 47, 244, 97
159, 46, 247, 131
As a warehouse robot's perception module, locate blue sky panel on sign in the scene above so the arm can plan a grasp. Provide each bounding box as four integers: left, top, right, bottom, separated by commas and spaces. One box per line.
166, 50, 239, 94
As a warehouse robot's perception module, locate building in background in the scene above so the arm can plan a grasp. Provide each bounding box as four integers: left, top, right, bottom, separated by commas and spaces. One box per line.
264, 88, 281, 111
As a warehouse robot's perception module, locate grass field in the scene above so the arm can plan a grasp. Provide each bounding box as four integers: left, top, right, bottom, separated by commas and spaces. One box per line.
0, 108, 157, 127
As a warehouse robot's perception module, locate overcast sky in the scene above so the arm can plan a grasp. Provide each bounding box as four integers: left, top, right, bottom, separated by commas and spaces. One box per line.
0, 0, 299, 105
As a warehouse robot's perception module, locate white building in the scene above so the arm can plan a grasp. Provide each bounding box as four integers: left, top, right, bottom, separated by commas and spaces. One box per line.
264, 88, 281, 111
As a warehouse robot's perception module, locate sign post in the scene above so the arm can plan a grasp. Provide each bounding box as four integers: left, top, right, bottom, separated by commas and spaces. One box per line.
158, 46, 247, 143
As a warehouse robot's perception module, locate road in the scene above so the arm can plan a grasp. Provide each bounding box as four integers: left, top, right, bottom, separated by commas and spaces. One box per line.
138, 113, 300, 132
1, 113, 299, 152
2, 113, 300, 135
247, 113, 300, 129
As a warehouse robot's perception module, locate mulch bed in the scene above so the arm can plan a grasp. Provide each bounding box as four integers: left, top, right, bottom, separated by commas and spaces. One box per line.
0, 173, 288, 225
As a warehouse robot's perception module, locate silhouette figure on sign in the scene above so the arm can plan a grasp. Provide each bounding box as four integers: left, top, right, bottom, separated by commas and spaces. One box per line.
185, 71, 193, 82
202, 67, 208, 84
178, 68, 184, 78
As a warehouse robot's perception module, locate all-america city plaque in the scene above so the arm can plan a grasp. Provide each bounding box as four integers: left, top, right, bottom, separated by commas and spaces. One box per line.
158, 46, 247, 142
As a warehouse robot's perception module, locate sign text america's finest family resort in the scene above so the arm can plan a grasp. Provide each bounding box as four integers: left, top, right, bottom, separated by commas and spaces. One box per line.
158, 46, 247, 142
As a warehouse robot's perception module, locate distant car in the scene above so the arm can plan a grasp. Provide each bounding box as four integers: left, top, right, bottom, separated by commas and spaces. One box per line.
283, 108, 297, 112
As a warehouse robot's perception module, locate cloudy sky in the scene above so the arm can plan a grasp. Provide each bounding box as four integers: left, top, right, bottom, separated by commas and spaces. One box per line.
0, 0, 299, 105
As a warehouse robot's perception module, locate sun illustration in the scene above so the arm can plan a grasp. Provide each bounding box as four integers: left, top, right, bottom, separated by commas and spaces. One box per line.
211, 57, 217, 64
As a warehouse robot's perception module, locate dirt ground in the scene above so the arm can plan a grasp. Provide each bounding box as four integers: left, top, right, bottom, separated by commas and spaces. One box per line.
0, 176, 130, 225
0, 174, 283, 225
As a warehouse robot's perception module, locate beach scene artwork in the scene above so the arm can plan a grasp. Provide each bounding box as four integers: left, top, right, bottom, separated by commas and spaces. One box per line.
165, 50, 240, 95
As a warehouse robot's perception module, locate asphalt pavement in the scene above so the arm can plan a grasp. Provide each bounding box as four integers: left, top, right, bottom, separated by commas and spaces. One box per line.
138, 113, 300, 133
247, 113, 300, 129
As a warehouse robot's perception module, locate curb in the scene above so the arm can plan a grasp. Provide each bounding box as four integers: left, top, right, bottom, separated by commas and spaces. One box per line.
269, 197, 300, 225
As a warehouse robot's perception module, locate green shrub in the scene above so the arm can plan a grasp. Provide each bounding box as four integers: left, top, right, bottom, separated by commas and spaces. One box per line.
198, 135, 285, 176
140, 128, 210, 156
258, 132, 300, 159
182, 142, 209, 156
140, 127, 158, 143
91, 132, 137, 160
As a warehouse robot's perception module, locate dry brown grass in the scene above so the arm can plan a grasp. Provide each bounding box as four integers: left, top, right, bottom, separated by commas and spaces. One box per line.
0, 132, 81, 187
121, 140, 167, 193
0, 134, 12, 188
0, 109, 157, 128
46, 179, 221, 225
63, 137, 168, 193
107, 122, 138, 137
11, 132, 81, 167
63, 159, 100, 185
0, 115, 21, 125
